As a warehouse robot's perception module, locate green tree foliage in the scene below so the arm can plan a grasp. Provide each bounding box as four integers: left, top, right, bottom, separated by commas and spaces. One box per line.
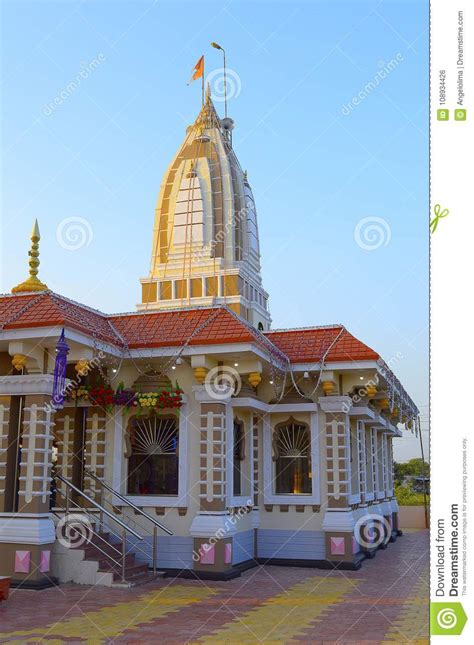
394, 458, 429, 484
395, 483, 429, 506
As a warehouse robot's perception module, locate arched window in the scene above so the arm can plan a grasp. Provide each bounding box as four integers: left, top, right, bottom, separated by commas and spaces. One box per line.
233, 418, 245, 496
127, 415, 178, 495
273, 419, 311, 494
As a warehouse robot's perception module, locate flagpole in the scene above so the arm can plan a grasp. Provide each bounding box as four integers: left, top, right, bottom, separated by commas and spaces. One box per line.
202, 57, 205, 107
188, 56, 205, 106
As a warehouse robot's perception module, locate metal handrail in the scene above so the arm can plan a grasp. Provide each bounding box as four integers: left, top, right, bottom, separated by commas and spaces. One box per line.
56, 474, 143, 540
84, 469, 173, 536
52, 501, 123, 569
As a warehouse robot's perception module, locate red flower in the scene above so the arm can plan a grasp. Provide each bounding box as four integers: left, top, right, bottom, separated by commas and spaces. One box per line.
89, 384, 114, 408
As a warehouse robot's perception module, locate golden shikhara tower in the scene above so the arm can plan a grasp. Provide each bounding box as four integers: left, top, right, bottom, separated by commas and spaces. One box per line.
139, 88, 271, 330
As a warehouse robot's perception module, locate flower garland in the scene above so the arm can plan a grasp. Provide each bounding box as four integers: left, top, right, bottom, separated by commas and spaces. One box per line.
89, 384, 114, 408
66, 381, 183, 412
68, 386, 90, 402
136, 388, 183, 410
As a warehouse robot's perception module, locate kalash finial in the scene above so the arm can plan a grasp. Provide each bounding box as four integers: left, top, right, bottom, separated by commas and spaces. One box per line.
11, 219, 49, 293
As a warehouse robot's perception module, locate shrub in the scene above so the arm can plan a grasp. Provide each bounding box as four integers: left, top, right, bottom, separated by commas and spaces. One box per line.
395, 484, 429, 506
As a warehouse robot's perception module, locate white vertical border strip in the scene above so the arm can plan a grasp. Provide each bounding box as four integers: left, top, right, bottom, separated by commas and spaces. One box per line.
178, 400, 189, 507
431, 0, 473, 640
112, 408, 123, 493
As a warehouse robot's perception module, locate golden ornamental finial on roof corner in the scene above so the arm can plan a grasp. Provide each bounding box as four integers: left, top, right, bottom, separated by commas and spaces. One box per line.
11, 219, 49, 293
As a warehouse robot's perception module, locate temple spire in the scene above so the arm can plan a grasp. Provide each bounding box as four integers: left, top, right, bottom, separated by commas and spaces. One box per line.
12, 219, 49, 293
139, 76, 271, 329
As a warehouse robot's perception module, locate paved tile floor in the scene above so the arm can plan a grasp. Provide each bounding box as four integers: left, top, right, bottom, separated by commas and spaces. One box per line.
0, 530, 428, 644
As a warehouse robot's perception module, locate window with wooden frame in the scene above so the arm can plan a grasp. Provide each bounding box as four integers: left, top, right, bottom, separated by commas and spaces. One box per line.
272, 418, 311, 495
126, 414, 179, 496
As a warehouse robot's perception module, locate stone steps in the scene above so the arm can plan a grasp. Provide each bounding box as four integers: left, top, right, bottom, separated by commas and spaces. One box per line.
52, 521, 162, 587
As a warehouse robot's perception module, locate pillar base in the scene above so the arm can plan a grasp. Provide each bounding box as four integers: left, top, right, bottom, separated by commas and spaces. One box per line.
162, 560, 256, 581
10, 575, 58, 590
256, 554, 366, 571
190, 512, 237, 577
0, 514, 56, 589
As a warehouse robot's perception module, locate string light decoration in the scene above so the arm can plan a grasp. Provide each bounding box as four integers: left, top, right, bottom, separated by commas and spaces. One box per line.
287, 325, 347, 400
1, 291, 418, 428
377, 359, 419, 429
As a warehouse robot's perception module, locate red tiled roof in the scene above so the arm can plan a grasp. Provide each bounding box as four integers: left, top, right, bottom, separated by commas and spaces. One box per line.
0, 292, 122, 346
0, 293, 258, 350
0, 292, 379, 365
109, 307, 256, 349
265, 327, 379, 364
0, 293, 38, 323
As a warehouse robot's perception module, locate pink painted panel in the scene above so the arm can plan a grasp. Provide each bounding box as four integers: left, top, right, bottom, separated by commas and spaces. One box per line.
367, 524, 375, 543
200, 544, 215, 565
224, 542, 232, 564
14, 550, 31, 574
330, 536, 345, 556
40, 550, 51, 573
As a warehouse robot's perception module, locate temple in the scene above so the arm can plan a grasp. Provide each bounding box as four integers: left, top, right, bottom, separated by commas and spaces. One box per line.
0, 91, 418, 588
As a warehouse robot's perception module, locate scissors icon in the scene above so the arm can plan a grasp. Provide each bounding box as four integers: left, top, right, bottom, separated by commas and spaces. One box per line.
430, 204, 449, 233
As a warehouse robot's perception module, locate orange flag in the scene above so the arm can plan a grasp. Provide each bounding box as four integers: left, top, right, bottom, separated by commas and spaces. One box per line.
187, 55, 204, 85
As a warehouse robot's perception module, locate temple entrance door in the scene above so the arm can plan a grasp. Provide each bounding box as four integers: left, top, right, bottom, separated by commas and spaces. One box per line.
53, 405, 107, 508
71, 407, 87, 498
53, 406, 87, 507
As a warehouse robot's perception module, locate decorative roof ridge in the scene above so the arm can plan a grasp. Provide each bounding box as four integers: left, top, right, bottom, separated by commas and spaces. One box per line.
3, 291, 230, 321
109, 304, 224, 319
43, 290, 110, 318
45, 292, 125, 346
0, 290, 49, 298
0, 290, 123, 347
266, 324, 345, 334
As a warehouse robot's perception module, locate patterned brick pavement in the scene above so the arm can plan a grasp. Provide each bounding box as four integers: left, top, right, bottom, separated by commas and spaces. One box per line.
0, 530, 428, 644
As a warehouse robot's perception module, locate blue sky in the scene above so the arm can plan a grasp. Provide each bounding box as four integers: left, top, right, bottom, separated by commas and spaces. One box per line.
0, 0, 428, 460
